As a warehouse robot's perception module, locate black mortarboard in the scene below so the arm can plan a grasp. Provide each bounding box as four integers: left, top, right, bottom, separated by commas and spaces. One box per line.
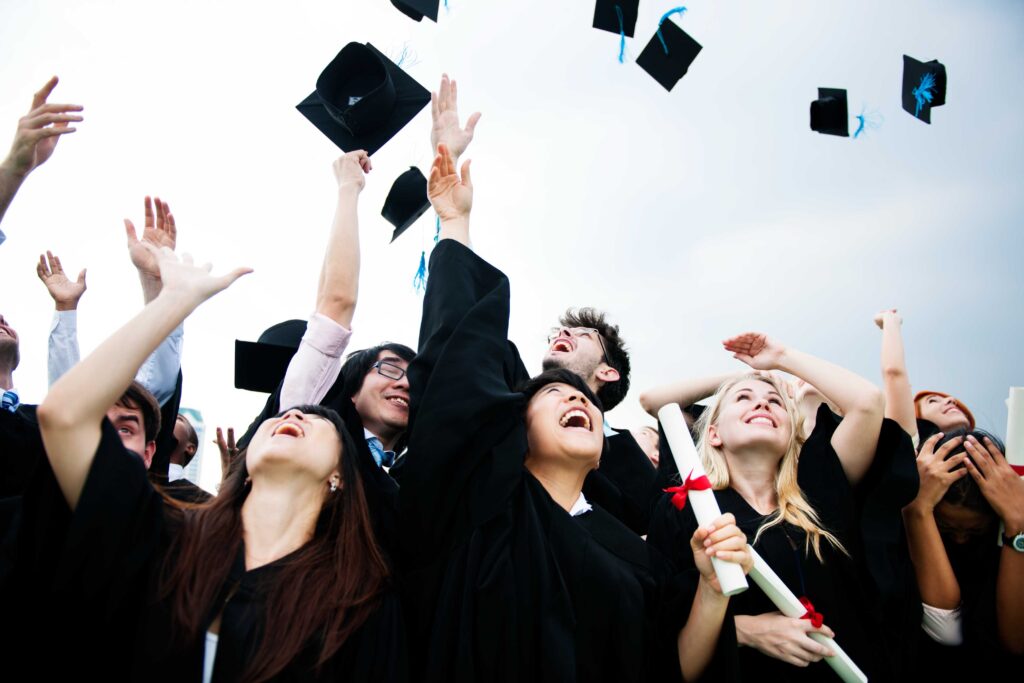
635, 17, 703, 91
902, 55, 947, 124
296, 43, 431, 155
391, 0, 439, 22
234, 320, 307, 393
810, 87, 849, 137
382, 167, 430, 242
593, 0, 638, 37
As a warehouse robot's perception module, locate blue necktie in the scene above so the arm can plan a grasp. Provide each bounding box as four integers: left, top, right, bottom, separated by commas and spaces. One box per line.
367, 436, 396, 468
1, 389, 19, 413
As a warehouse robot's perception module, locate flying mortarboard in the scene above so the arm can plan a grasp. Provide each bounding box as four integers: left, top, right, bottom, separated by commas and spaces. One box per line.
391, 0, 439, 22
296, 43, 431, 155
636, 8, 702, 91
234, 320, 308, 393
382, 167, 431, 242
593, 0, 638, 37
810, 87, 849, 137
902, 55, 946, 124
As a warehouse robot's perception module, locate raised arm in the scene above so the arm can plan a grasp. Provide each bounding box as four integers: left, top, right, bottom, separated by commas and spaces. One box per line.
724, 332, 884, 484
639, 373, 736, 418
37, 250, 87, 385
875, 309, 918, 442
37, 246, 250, 509
430, 73, 481, 165
0, 77, 83, 234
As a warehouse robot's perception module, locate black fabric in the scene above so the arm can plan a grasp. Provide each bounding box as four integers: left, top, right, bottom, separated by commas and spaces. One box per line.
0, 403, 43, 497
399, 240, 733, 683
648, 404, 918, 682
161, 477, 213, 504
635, 18, 703, 91
149, 369, 184, 481
4, 418, 406, 681
582, 430, 659, 535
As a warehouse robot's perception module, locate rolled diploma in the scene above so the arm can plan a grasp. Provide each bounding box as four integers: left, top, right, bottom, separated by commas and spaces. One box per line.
749, 548, 868, 683
658, 404, 748, 596
1006, 387, 1024, 467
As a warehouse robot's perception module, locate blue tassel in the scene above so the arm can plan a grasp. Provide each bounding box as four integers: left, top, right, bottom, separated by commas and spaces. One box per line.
413, 251, 428, 292
853, 113, 866, 139
615, 5, 626, 63
657, 6, 688, 54
434, 215, 441, 243
912, 72, 936, 117
853, 105, 884, 139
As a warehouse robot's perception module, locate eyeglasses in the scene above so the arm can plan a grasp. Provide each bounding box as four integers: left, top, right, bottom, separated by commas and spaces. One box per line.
373, 360, 407, 381
547, 326, 608, 361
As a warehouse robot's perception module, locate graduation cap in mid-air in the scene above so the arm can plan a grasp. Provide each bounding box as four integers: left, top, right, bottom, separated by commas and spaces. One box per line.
902, 55, 947, 124
296, 42, 431, 155
636, 8, 703, 91
234, 320, 308, 393
593, 0, 638, 37
391, 0, 439, 22
810, 87, 849, 137
382, 167, 431, 242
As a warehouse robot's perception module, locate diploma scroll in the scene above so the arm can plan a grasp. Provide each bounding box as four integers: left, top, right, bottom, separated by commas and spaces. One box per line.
748, 548, 868, 683
1006, 387, 1024, 468
658, 404, 749, 596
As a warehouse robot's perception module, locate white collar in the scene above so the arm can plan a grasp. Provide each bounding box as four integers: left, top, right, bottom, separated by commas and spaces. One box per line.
569, 491, 593, 517
167, 463, 185, 482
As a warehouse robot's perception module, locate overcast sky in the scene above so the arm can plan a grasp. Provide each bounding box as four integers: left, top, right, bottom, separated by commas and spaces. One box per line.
1, 1, 1021, 490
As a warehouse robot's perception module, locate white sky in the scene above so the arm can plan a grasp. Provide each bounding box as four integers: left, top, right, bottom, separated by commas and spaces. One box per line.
1, 1, 1021, 491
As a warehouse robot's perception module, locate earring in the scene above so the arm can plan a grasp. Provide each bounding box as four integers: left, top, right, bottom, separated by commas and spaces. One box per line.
244, 476, 252, 486
329, 480, 338, 493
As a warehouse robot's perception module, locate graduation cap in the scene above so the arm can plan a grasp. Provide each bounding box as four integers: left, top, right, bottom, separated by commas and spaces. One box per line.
234, 320, 307, 393
391, 0, 439, 22
593, 0, 638, 37
810, 87, 849, 137
382, 167, 431, 242
902, 55, 947, 124
296, 43, 431, 155
636, 9, 703, 91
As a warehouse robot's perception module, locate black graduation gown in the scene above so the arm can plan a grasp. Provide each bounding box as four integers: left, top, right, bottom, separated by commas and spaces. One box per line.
648, 405, 918, 683
400, 240, 728, 683
4, 419, 407, 681
582, 430, 660, 535
161, 476, 213, 504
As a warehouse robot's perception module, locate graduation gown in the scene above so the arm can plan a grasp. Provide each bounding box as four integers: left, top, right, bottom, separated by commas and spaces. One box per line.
399, 240, 727, 683
648, 404, 919, 682
4, 418, 407, 682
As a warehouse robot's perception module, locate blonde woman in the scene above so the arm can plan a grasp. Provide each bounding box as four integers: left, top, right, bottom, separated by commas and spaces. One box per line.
646, 333, 916, 682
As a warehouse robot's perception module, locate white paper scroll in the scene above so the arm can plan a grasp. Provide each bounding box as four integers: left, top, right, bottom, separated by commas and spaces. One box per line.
658, 404, 749, 596
1006, 387, 1024, 467
748, 548, 868, 683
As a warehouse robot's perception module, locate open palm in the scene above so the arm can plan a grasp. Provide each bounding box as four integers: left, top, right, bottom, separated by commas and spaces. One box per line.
428, 144, 472, 222
723, 332, 787, 371
126, 196, 177, 279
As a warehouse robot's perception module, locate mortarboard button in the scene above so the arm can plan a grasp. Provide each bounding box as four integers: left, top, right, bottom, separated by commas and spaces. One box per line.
382, 167, 431, 242
902, 55, 946, 124
635, 11, 703, 91
391, 0, 439, 23
593, 0, 638, 37
810, 87, 849, 137
234, 320, 307, 393
296, 42, 431, 155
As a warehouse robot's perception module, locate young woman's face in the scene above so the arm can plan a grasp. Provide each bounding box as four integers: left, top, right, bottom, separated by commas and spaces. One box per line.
709, 379, 792, 456
246, 408, 342, 484
934, 501, 997, 545
525, 382, 604, 468
918, 394, 971, 432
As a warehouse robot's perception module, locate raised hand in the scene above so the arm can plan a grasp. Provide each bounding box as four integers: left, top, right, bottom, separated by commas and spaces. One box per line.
911, 433, 968, 510
430, 74, 481, 161
735, 612, 836, 667
3, 76, 83, 178
333, 150, 371, 191
723, 332, 787, 371
148, 245, 251, 305
963, 435, 1024, 530
428, 143, 472, 223
126, 196, 177, 281
214, 426, 238, 480
873, 308, 901, 330
36, 250, 86, 311
690, 513, 753, 593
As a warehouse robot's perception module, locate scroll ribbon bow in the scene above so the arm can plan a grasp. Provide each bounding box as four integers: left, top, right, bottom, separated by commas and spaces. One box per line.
664, 469, 712, 511
799, 596, 824, 629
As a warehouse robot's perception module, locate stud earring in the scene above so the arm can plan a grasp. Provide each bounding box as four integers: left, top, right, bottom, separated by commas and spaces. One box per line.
330, 480, 338, 493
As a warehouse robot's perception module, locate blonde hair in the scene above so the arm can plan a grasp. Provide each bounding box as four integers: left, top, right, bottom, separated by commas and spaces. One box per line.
694, 373, 846, 562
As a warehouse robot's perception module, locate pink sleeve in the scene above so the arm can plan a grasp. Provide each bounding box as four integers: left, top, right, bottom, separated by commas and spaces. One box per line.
279, 313, 352, 411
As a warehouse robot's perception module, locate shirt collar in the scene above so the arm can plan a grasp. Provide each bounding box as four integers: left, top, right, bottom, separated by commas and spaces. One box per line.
602, 419, 617, 437
363, 428, 396, 468
569, 491, 593, 517
167, 463, 185, 482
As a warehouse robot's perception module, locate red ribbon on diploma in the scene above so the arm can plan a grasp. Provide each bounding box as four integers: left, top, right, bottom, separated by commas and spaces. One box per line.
1011, 464, 1024, 476
799, 597, 824, 628
664, 470, 712, 511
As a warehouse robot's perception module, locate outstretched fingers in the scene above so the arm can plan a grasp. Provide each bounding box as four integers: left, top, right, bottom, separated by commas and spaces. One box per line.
31, 76, 59, 110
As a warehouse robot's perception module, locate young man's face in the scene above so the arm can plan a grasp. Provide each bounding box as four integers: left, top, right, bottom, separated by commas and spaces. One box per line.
351, 352, 410, 437
107, 403, 156, 468
541, 326, 611, 388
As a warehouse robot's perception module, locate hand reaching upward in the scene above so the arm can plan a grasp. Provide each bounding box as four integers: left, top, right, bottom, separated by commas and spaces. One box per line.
723, 332, 787, 371
428, 143, 473, 224
4, 76, 83, 179
126, 196, 177, 280
147, 244, 252, 306
36, 250, 86, 311
430, 74, 481, 161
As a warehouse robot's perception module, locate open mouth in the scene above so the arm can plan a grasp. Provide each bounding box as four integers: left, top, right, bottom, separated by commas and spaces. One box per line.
559, 408, 592, 432
744, 413, 777, 428
550, 339, 573, 353
386, 396, 409, 409
272, 422, 305, 438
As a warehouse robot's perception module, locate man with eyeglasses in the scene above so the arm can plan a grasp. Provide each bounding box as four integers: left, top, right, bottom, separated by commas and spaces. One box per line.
541, 310, 660, 535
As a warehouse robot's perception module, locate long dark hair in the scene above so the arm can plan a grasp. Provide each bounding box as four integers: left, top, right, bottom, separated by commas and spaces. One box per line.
158, 405, 390, 681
